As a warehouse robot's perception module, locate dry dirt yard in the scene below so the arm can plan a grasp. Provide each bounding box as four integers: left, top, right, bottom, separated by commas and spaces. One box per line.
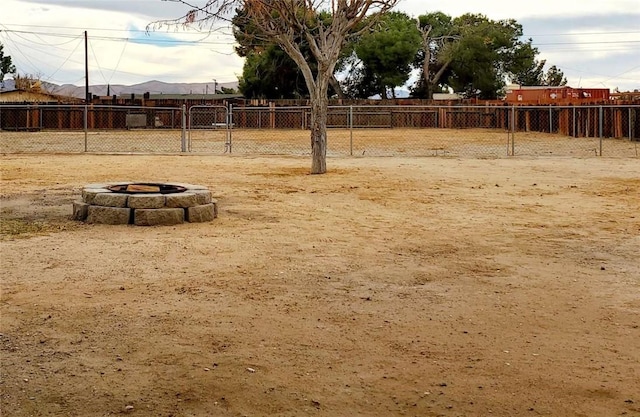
0, 154, 638, 417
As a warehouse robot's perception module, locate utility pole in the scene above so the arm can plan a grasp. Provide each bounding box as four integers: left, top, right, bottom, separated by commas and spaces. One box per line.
84, 31, 89, 103
213, 79, 217, 94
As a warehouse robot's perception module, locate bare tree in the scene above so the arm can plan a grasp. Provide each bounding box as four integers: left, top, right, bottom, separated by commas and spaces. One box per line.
150, 0, 399, 174
415, 13, 458, 99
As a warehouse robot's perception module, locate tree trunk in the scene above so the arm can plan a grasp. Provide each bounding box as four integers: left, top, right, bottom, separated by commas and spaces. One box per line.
329, 74, 345, 99
310, 91, 328, 174
309, 71, 330, 174
420, 26, 433, 99
423, 47, 432, 99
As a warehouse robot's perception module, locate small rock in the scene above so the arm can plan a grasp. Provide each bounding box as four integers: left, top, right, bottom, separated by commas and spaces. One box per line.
124, 405, 134, 411
600, 266, 606, 271
204, 367, 210, 371
247, 367, 256, 373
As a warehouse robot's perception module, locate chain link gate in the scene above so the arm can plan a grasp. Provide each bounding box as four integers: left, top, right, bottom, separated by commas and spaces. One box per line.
187, 105, 231, 153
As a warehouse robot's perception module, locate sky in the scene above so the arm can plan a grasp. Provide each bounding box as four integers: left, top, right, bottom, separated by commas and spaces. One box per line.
1, 0, 639, 93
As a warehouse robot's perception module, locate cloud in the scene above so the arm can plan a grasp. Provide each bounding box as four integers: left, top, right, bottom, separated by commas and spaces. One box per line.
398, 0, 636, 20
17, 0, 189, 19
518, 13, 640, 90
126, 25, 187, 47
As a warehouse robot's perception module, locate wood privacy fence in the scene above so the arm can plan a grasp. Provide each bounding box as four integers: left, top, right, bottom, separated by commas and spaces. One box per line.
0, 104, 638, 140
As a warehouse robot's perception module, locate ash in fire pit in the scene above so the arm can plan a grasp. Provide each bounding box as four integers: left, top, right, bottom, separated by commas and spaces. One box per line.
107, 183, 187, 194
73, 182, 217, 226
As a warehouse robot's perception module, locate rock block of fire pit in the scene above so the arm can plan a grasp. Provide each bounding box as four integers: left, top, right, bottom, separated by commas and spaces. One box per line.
212, 199, 219, 218
134, 208, 184, 226
128, 194, 166, 209
186, 203, 216, 223
72, 201, 89, 221
93, 192, 129, 208
191, 190, 212, 205
82, 188, 111, 205
86, 206, 131, 225
165, 193, 200, 208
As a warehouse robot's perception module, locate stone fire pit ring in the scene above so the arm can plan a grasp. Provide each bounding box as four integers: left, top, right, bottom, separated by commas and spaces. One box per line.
73, 182, 218, 226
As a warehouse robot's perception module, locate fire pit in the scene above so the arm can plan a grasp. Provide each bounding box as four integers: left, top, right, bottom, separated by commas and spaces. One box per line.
72, 182, 217, 226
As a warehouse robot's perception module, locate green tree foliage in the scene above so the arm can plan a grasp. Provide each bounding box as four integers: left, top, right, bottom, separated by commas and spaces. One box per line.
543, 65, 567, 86
0, 43, 16, 83
219, 86, 238, 94
511, 53, 568, 87
345, 12, 421, 99
443, 14, 537, 99
506, 41, 542, 86
411, 13, 565, 99
237, 46, 308, 98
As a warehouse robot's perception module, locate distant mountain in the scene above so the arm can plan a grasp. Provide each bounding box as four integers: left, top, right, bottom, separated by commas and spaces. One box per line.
1, 79, 239, 98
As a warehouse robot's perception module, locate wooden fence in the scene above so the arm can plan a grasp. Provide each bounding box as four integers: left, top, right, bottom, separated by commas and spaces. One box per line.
1, 104, 638, 139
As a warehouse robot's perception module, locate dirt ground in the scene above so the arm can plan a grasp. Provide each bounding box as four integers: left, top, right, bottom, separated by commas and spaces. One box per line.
0, 154, 639, 417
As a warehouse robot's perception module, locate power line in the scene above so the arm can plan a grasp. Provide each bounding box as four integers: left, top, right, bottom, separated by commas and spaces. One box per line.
89, 39, 109, 85
533, 40, 640, 46
46, 37, 85, 82
526, 30, 640, 37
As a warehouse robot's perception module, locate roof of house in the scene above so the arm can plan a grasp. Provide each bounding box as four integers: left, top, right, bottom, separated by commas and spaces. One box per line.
0, 89, 79, 103
116, 93, 244, 100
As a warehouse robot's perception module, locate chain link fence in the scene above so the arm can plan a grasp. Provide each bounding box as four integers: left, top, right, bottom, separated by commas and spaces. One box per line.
1, 104, 638, 157
0, 105, 185, 153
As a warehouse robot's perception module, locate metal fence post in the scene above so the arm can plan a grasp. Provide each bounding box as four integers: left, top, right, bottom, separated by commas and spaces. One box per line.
349, 105, 353, 156
227, 104, 233, 154
599, 106, 603, 156
510, 106, 516, 156
83, 104, 88, 152
181, 104, 187, 152
629, 107, 633, 140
